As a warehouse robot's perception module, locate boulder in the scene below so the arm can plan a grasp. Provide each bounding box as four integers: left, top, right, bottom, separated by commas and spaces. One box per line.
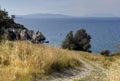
45, 41, 49, 43
5, 28, 17, 40
20, 29, 30, 40
26, 30, 36, 43
35, 31, 46, 43
27, 30, 35, 40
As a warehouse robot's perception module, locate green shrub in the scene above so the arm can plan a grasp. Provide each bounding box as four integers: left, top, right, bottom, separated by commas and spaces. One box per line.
62, 29, 91, 52
100, 50, 110, 56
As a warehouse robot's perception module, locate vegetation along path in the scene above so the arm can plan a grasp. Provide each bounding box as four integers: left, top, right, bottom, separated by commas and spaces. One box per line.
41, 54, 107, 81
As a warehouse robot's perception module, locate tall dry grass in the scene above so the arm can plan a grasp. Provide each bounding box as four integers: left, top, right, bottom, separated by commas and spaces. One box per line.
79, 51, 120, 81
1, 41, 120, 81
75, 51, 114, 68
0, 41, 81, 81
105, 53, 120, 81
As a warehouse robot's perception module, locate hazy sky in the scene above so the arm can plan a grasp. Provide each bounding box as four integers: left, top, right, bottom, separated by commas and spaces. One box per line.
0, 0, 120, 16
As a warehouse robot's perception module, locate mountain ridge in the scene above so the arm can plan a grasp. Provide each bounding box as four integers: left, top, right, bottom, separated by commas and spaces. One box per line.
16, 13, 120, 19
17, 13, 76, 19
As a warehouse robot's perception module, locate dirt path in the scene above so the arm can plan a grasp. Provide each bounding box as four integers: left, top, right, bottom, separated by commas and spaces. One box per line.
47, 57, 107, 81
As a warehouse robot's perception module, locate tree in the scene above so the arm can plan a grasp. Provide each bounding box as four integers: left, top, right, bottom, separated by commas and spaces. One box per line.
0, 9, 16, 26
61, 29, 91, 52
0, 9, 18, 40
74, 29, 91, 51
62, 31, 76, 50
11, 15, 15, 19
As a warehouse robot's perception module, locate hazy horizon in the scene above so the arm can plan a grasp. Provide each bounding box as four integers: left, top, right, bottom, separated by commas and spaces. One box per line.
0, 0, 120, 17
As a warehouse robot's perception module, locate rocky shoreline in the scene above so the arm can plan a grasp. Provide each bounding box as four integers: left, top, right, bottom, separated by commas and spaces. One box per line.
2, 23, 48, 43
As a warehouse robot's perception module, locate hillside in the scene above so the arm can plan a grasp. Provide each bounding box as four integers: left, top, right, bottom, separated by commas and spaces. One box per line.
0, 41, 119, 81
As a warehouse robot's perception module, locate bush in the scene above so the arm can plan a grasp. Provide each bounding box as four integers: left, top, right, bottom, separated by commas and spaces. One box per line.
62, 29, 91, 52
100, 50, 110, 56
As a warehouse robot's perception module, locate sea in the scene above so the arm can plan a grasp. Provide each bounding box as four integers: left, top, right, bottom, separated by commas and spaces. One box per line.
15, 17, 120, 53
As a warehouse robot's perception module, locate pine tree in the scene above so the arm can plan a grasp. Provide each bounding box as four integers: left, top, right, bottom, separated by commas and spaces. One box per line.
62, 31, 76, 50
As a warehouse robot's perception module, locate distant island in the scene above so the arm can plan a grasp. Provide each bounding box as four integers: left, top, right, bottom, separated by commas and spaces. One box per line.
16, 13, 75, 19
16, 13, 120, 19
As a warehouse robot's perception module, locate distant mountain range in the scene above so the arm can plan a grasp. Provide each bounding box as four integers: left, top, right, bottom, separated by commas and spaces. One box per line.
16, 13, 75, 19
16, 13, 119, 19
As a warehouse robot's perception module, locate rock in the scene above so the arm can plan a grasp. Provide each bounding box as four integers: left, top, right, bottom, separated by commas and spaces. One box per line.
20, 29, 30, 40
16, 30, 21, 40
2, 23, 47, 43
26, 30, 36, 43
19, 30, 46, 43
45, 41, 49, 43
27, 30, 35, 40
5, 28, 17, 40
35, 31, 46, 43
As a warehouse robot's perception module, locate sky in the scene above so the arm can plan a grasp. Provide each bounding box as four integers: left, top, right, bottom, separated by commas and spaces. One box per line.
0, 0, 120, 16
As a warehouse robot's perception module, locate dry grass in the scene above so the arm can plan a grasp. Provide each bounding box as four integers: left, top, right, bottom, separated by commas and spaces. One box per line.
74, 51, 114, 68
105, 53, 120, 81
0, 41, 120, 81
0, 41, 81, 81
78, 51, 120, 81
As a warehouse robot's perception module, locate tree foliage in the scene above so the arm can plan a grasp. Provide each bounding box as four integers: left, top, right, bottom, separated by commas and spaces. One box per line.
62, 29, 91, 52
0, 9, 15, 39
0, 9, 15, 28
0, 9, 27, 41
62, 31, 75, 50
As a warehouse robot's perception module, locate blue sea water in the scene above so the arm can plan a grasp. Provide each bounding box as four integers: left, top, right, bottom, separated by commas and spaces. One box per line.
15, 17, 120, 53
